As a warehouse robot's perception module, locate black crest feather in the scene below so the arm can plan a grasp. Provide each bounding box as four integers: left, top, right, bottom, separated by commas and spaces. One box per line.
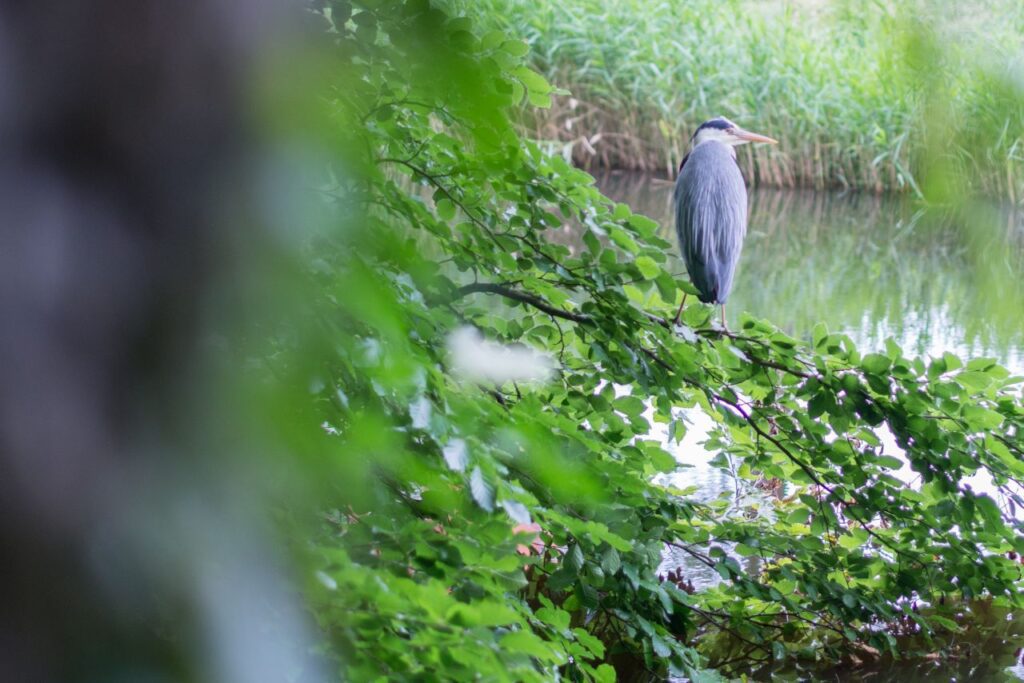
690, 116, 734, 141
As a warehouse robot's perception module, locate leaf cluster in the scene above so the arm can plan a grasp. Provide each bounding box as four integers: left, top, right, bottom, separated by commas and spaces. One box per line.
277, 1, 1024, 680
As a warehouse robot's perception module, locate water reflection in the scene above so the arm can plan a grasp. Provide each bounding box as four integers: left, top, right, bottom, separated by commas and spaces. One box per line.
649, 407, 777, 591
597, 172, 1024, 370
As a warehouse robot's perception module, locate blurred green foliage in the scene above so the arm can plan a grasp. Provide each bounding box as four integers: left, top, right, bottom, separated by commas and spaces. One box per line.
466, 0, 1024, 199
274, 1, 1024, 679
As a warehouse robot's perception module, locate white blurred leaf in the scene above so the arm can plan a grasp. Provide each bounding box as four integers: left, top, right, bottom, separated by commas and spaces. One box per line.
469, 467, 494, 512
442, 438, 468, 472
501, 499, 531, 524
409, 396, 431, 430
448, 326, 555, 383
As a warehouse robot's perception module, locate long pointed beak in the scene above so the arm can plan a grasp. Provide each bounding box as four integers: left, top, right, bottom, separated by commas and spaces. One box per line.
733, 128, 778, 145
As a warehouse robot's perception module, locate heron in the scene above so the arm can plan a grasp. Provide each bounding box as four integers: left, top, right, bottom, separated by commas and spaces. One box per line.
673, 116, 777, 328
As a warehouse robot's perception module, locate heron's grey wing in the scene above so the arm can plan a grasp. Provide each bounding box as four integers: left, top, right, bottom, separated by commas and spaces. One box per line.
674, 147, 747, 304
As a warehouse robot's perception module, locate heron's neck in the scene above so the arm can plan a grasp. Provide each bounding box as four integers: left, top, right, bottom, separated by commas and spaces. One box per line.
692, 139, 737, 158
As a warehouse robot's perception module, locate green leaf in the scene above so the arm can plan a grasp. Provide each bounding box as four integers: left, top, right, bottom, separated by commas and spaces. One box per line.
594, 664, 616, 683
651, 634, 672, 657
436, 198, 456, 221
480, 30, 505, 50
838, 528, 868, 549
956, 371, 992, 391
622, 563, 640, 589
808, 392, 829, 418
614, 395, 645, 416
501, 630, 562, 662
600, 546, 621, 575
567, 543, 585, 572
861, 353, 891, 374
786, 508, 810, 524
648, 447, 676, 473
875, 455, 903, 469
500, 39, 530, 56
572, 628, 606, 658
528, 90, 552, 108
609, 226, 639, 253
512, 66, 552, 93
635, 255, 660, 279
626, 214, 659, 235
942, 352, 963, 371
973, 494, 1003, 528
612, 203, 632, 220
448, 601, 520, 627
587, 522, 633, 552
655, 271, 677, 303
536, 606, 571, 631
962, 405, 1004, 430
812, 322, 828, 348
678, 279, 700, 296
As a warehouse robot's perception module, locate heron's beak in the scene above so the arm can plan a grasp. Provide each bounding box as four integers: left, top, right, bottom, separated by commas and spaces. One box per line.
732, 128, 778, 145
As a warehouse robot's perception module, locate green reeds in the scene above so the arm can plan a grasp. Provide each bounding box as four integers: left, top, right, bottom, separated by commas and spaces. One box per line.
466, 0, 1024, 199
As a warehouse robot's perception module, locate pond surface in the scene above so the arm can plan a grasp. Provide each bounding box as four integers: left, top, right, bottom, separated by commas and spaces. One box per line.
597, 172, 1024, 370
596, 172, 1024, 681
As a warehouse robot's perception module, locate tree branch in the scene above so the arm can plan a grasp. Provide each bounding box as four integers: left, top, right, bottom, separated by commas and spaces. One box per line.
453, 282, 591, 324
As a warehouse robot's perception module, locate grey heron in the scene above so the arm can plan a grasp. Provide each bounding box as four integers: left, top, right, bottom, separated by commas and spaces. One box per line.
673, 116, 777, 327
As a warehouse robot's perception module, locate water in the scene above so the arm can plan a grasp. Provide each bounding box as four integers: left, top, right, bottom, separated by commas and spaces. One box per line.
597, 172, 1024, 369
596, 172, 1024, 680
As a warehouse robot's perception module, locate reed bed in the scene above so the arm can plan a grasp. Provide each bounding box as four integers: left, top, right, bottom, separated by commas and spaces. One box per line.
467, 0, 1024, 198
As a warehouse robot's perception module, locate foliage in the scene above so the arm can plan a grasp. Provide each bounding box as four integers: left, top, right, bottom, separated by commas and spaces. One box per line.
465, 0, 1024, 199
281, 1, 1024, 679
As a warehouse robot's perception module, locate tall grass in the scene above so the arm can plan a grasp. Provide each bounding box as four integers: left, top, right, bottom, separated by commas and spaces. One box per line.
467, 0, 1024, 198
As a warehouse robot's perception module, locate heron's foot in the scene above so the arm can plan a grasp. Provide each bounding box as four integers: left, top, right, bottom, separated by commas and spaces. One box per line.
719, 304, 728, 331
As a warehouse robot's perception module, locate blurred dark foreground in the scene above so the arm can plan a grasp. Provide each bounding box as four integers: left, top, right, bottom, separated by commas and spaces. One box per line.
0, 3, 328, 681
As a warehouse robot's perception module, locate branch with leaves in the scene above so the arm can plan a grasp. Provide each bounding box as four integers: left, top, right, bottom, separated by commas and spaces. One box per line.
296, 2, 1024, 680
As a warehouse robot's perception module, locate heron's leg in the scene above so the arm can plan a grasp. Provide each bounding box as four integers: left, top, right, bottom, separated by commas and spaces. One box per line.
672, 293, 687, 325
720, 304, 727, 330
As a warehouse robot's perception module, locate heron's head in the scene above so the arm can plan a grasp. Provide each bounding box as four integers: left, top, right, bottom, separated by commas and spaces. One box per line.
691, 117, 777, 148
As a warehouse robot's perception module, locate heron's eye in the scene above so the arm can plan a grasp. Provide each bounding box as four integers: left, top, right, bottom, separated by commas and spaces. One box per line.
725, 128, 736, 135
